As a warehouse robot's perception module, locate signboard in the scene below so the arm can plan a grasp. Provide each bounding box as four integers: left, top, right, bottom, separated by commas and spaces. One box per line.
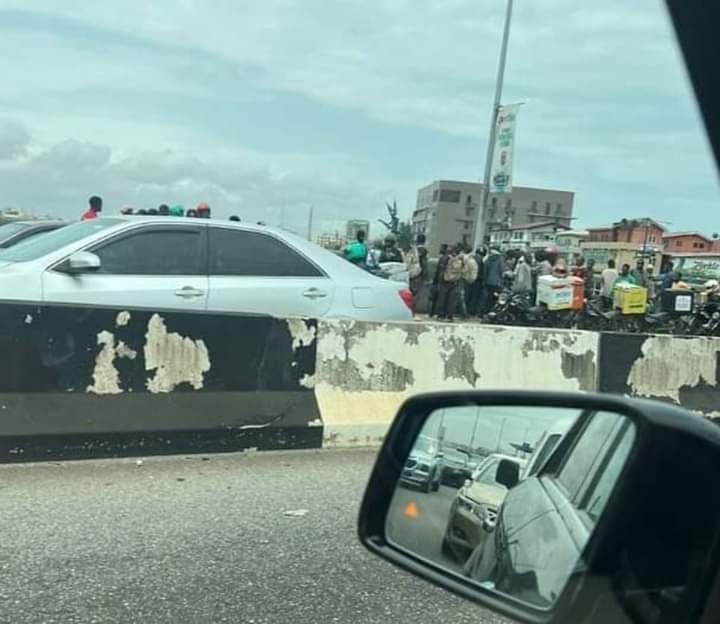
490, 104, 520, 194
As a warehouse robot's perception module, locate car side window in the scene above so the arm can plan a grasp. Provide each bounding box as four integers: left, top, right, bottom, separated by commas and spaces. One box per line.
555, 411, 623, 503
527, 433, 562, 477
475, 459, 500, 486
91, 228, 205, 275
581, 422, 635, 523
208, 227, 323, 277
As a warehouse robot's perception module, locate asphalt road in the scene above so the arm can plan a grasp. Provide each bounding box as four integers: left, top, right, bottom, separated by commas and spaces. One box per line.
0, 448, 512, 624
387, 483, 465, 573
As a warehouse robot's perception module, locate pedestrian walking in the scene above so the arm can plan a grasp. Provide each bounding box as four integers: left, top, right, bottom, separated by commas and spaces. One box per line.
81, 195, 102, 220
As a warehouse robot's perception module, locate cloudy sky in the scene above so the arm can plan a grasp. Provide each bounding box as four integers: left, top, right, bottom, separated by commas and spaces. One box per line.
0, 1, 717, 235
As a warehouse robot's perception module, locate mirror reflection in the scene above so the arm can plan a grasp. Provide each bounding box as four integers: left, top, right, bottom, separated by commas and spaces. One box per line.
387, 405, 635, 608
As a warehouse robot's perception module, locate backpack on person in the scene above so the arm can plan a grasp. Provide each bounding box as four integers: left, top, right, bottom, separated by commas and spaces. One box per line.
406, 245, 423, 279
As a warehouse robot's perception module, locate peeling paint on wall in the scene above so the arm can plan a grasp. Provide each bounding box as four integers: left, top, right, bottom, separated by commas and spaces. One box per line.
287, 318, 316, 350
315, 320, 598, 446
627, 335, 720, 404
86, 332, 139, 394
299, 373, 316, 389
87, 331, 123, 395
116, 311, 131, 327
144, 314, 210, 393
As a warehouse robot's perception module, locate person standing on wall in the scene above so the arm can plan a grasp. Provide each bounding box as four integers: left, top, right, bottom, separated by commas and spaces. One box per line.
81, 195, 102, 220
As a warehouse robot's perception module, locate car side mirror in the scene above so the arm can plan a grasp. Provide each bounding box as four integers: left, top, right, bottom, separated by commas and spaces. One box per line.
495, 458, 519, 489
358, 391, 720, 623
66, 251, 101, 274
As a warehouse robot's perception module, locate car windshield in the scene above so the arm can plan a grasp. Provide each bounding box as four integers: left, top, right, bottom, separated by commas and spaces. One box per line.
0, 218, 121, 262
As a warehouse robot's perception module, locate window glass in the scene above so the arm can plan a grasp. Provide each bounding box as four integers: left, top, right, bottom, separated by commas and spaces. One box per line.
209, 227, 323, 277
0, 219, 121, 262
583, 422, 635, 522
556, 411, 623, 502
438, 189, 461, 203
92, 228, 204, 275
528, 433, 562, 477
474, 459, 500, 487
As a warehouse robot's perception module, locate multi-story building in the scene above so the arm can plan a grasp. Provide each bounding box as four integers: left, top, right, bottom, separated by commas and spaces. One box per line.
663, 232, 719, 254
580, 218, 666, 270
489, 221, 571, 253
555, 230, 589, 261
412, 180, 574, 256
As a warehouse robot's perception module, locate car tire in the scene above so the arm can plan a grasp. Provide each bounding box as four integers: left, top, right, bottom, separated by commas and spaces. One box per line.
431, 480, 440, 492
423, 479, 431, 493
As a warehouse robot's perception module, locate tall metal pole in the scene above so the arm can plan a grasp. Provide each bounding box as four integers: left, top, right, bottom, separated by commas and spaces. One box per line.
472, 0, 514, 252
307, 205, 314, 241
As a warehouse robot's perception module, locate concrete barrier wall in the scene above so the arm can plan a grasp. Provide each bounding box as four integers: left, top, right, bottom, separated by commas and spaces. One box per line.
0, 303, 321, 461
2, 300, 717, 462
598, 332, 720, 418
314, 320, 600, 446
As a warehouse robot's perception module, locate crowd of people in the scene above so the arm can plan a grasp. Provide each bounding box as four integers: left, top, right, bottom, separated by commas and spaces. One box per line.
343, 228, 699, 321
80, 195, 243, 222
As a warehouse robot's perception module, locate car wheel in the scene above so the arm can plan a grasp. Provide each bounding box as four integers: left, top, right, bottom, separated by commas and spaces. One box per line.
423, 479, 431, 493
431, 479, 440, 492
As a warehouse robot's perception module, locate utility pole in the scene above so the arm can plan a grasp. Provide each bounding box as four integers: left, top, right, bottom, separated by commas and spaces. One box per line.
472, 0, 515, 252
307, 205, 314, 241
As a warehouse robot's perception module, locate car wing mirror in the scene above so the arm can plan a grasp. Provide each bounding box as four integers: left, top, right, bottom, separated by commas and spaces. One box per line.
66, 251, 101, 274
495, 458, 519, 489
358, 391, 720, 623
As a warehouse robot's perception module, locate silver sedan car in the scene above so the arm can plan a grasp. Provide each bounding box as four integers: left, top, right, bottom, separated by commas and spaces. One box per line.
0, 217, 414, 321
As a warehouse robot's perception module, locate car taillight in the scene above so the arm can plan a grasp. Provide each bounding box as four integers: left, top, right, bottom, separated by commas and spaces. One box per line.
399, 288, 414, 311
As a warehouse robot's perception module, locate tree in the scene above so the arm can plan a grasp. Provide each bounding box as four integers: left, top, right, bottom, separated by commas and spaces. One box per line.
378, 200, 400, 234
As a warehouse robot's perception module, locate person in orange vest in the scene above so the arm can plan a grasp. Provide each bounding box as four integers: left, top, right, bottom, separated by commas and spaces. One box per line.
81, 195, 102, 220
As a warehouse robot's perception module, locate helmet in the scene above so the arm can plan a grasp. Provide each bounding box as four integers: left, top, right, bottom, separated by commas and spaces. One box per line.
384, 234, 396, 243
169, 204, 184, 217
705, 279, 720, 290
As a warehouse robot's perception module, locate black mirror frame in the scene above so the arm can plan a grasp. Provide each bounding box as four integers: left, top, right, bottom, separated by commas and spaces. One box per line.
358, 390, 720, 624
496, 457, 520, 490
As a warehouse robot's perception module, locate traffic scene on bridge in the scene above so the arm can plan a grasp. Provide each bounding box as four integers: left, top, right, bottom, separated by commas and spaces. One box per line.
1, 1, 719, 623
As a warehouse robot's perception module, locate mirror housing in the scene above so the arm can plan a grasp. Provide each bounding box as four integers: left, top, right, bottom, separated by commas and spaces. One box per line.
66, 251, 101, 274
495, 458, 519, 489
358, 391, 720, 624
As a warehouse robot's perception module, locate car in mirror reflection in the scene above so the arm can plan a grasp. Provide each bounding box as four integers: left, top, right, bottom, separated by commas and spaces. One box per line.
442, 453, 525, 563
399, 434, 443, 493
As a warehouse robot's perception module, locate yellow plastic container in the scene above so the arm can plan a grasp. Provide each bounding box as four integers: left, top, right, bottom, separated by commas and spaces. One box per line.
613, 285, 647, 315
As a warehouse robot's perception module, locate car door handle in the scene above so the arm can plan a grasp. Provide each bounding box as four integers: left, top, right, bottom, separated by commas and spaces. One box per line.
174, 286, 204, 298
302, 288, 328, 300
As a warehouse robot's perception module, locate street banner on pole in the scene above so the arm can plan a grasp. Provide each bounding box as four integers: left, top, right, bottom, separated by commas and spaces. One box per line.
490, 103, 520, 194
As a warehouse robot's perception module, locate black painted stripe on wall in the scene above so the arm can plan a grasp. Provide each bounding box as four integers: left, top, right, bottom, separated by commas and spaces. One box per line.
0, 303, 322, 461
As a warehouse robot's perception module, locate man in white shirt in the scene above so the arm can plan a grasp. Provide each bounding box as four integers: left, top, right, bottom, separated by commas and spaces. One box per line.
600, 259, 619, 310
